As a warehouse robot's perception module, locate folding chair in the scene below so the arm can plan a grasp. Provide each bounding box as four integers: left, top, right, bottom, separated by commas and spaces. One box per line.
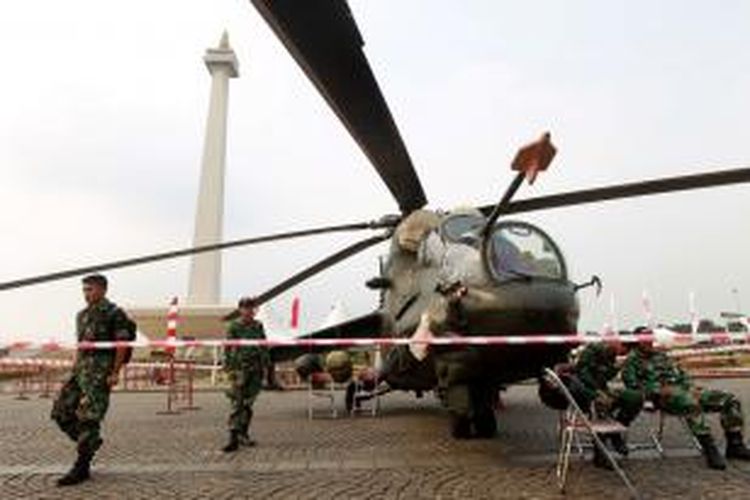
307, 372, 341, 419
543, 368, 640, 499
347, 348, 386, 417
347, 376, 381, 417
639, 400, 702, 457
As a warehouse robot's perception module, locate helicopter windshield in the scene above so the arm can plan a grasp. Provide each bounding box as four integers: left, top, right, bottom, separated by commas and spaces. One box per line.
441, 214, 485, 246
487, 222, 565, 281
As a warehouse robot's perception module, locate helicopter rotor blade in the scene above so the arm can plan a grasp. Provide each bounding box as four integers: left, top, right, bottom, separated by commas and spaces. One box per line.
479, 167, 750, 217
250, 0, 427, 214
224, 232, 390, 321
0, 219, 397, 292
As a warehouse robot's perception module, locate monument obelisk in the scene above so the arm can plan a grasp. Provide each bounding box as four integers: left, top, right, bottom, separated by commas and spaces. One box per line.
188, 31, 239, 305
128, 33, 239, 342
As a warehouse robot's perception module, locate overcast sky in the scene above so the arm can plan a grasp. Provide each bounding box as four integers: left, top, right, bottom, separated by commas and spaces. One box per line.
1, 1, 749, 343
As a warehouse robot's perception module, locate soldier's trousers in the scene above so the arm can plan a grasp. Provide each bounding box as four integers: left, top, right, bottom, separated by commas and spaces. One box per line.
226, 368, 262, 434
51, 367, 111, 455
652, 385, 744, 436
569, 377, 643, 426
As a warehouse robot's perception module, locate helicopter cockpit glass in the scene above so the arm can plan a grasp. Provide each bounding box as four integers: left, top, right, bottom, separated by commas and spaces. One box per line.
441, 214, 485, 247
487, 222, 566, 281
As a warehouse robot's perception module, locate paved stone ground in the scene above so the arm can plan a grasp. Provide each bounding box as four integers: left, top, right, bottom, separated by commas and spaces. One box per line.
1, 379, 750, 499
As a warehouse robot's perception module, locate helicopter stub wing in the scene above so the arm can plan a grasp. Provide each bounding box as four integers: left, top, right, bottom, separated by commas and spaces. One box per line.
250, 0, 427, 214
270, 310, 384, 363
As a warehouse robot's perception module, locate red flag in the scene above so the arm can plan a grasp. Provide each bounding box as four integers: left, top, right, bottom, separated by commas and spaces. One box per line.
290, 297, 300, 330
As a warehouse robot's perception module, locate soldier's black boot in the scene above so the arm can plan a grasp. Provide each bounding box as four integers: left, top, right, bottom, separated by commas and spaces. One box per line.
450, 414, 472, 439
239, 432, 257, 447
57, 452, 92, 487
608, 432, 629, 457
222, 431, 240, 453
592, 438, 614, 470
725, 431, 750, 460
697, 434, 727, 470
239, 422, 257, 447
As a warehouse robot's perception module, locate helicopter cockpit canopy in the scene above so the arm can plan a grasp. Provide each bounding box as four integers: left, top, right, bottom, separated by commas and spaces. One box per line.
486, 222, 566, 282
440, 211, 484, 247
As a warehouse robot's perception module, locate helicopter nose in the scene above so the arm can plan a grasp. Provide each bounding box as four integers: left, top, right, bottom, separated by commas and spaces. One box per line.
455, 281, 579, 335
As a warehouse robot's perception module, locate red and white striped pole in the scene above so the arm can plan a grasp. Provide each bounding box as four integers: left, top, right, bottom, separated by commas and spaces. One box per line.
158, 297, 180, 416
166, 297, 179, 357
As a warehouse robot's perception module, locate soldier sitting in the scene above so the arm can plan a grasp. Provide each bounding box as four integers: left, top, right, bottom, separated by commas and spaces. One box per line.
622, 336, 750, 470
566, 342, 643, 469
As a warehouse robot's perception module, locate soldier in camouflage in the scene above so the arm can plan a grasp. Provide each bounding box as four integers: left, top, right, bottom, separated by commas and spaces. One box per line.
51, 274, 132, 486
568, 342, 643, 469
622, 339, 750, 469
222, 296, 268, 452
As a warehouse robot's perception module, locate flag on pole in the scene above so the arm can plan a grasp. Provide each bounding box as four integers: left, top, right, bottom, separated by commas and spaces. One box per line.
689, 291, 699, 334
290, 297, 300, 330
641, 289, 654, 329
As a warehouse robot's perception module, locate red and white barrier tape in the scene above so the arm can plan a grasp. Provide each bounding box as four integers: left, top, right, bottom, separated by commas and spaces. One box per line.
0, 358, 216, 371
2, 331, 750, 351
0, 358, 71, 368
1, 345, 742, 371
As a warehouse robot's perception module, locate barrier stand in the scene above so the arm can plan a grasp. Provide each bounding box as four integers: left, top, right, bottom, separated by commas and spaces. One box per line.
121, 365, 140, 392
38, 365, 52, 398
157, 296, 182, 414
210, 345, 220, 386
122, 364, 130, 391
14, 367, 31, 401
178, 360, 200, 411
156, 355, 180, 415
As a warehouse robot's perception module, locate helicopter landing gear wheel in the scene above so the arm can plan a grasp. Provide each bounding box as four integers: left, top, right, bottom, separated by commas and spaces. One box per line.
473, 405, 497, 438
444, 384, 473, 439
471, 385, 498, 438
450, 413, 473, 439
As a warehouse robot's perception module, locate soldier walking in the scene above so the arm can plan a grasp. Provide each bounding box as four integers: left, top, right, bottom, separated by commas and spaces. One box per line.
623, 338, 750, 469
222, 296, 268, 452
51, 274, 134, 486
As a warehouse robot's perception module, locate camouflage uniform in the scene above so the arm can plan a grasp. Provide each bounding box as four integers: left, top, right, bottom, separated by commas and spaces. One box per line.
51, 299, 131, 456
570, 343, 643, 426
622, 348, 743, 435
224, 319, 267, 437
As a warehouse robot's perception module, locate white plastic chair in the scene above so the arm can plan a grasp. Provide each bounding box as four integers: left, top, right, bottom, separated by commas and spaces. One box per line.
307, 372, 340, 420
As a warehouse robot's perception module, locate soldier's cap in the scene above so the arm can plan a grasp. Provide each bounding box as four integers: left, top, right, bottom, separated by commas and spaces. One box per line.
238, 296, 258, 309
82, 273, 108, 289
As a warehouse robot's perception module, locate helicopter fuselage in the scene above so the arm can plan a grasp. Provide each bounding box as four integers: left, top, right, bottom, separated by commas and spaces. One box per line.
374, 208, 579, 418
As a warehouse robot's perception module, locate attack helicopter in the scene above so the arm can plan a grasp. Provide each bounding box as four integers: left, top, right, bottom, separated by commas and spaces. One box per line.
245, 0, 750, 438
2, 0, 750, 439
